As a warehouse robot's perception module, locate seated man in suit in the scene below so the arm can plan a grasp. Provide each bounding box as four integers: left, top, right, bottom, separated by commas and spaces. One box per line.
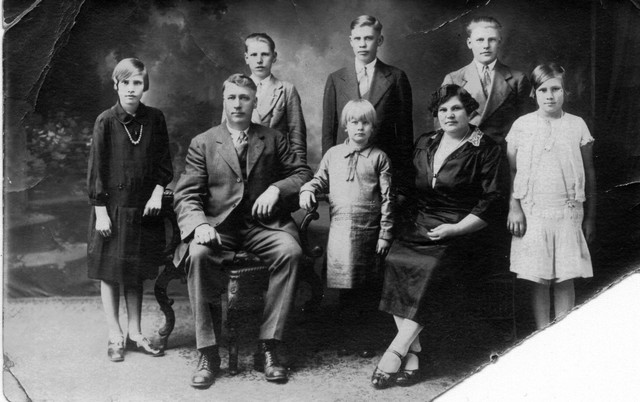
441, 16, 532, 144
173, 74, 312, 388
322, 14, 413, 186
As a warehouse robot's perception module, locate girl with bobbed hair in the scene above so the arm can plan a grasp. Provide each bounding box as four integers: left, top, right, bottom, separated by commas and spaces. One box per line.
87, 57, 173, 362
506, 63, 595, 330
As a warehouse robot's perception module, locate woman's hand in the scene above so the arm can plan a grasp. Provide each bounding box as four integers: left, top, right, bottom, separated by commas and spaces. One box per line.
299, 191, 316, 211
507, 202, 527, 237
427, 224, 460, 241
143, 185, 164, 217
95, 206, 112, 237
376, 239, 391, 256
582, 217, 596, 243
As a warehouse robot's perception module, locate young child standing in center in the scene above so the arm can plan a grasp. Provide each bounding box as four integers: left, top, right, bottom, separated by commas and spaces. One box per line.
300, 99, 393, 356
87, 58, 173, 361
506, 63, 596, 329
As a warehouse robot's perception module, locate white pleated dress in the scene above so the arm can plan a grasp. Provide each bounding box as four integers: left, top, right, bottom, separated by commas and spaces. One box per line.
507, 112, 594, 284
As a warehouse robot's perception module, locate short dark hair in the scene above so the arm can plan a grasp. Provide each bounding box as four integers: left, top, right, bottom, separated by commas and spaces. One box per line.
245, 33, 276, 53
112, 58, 149, 91
429, 84, 480, 117
530, 63, 566, 91
222, 73, 257, 93
465, 16, 502, 37
350, 15, 383, 33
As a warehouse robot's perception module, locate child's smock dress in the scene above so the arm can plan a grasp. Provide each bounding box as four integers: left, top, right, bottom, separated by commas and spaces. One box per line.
507, 112, 593, 284
300, 142, 393, 289
87, 102, 173, 285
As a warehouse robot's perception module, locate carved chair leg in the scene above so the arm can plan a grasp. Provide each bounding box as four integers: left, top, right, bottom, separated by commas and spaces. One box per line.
227, 277, 240, 375
154, 263, 179, 350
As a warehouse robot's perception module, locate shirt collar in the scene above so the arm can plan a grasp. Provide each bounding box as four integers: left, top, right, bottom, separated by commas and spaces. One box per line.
226, 123, 250, 138
355, 58, 377, 74
430, 126, 484, 148
112, 102, 147, 124
342, 139, 373, 157
250, 74, 274, 87
475, 59, 497, 75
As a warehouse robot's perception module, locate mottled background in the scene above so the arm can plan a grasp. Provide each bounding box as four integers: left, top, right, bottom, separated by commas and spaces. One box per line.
3, 0, 640, 297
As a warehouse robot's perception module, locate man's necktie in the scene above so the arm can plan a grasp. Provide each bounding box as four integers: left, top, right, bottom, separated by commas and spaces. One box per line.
359, 66, 369, 97
234, 130, 248, 162
482, 65, 492, 97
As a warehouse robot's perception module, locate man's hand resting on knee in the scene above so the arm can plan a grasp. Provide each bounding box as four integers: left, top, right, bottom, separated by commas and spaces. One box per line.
194, 224, 222, 246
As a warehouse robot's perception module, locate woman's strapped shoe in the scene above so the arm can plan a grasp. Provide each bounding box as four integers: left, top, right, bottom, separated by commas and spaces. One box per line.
127, 336, 165, 357
370, 349, 403, 389
107, 337, 125, 362
396, 351, 421, 387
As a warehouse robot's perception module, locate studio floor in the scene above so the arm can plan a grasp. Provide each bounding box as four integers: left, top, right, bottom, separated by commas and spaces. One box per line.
3, 292, 517, 402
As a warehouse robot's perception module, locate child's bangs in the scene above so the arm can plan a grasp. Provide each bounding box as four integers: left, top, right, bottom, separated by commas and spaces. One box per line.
343, 103, 376, 127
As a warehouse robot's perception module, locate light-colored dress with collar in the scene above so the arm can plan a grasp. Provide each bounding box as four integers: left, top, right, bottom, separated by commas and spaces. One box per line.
300, 141, 393, 289
506, 112, 594, 284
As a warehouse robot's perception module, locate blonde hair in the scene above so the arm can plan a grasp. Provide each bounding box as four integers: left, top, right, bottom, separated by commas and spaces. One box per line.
112, 58, 149, 91
350, 15, 383, 33
340, 99, 377, 128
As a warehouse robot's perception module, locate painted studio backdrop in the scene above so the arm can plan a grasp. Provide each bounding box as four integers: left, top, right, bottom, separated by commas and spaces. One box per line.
4, 0, 640, 299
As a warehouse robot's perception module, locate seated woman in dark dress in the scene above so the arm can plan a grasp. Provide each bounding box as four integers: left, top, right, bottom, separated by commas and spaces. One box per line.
371, 85, 507, 389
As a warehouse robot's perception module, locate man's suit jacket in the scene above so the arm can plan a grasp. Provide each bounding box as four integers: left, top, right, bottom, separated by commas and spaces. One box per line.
441, 61, 532, 143
172, 123, 312, 267
322, 60, 413, 182
221, 75, 307, 163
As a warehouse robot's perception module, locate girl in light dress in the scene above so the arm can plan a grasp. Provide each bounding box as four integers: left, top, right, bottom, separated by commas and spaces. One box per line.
506, 63, 596, 329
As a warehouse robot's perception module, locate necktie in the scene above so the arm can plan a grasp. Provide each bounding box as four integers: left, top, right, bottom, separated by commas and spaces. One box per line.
346, 148, 366, 181
359, 66, 369, 97
482, 65, 492, 97
234, 130, 248, 161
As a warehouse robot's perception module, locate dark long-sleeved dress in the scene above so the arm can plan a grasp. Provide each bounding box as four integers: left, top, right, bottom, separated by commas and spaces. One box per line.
87, 102, 173, 285
379, 127, 507, 325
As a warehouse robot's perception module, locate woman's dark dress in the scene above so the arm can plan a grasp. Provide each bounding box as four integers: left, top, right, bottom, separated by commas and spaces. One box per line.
379, 127, 506, 325
87, 102, 173, 285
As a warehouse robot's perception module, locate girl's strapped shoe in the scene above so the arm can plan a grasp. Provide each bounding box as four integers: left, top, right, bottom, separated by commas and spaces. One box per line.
127, 336, 165, 357
107, 336, 125, 362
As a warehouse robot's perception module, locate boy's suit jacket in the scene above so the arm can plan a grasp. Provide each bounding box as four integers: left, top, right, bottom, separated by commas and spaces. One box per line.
322, 59, 413, 181
253, 75, 307, 162
172, 123, 312, 268
441, 61, 532, 143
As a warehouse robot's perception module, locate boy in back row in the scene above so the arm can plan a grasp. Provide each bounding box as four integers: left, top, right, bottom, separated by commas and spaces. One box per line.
441, 16, 533, 143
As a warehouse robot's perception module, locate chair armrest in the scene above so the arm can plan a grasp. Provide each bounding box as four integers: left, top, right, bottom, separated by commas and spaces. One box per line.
299, 204, 323, 258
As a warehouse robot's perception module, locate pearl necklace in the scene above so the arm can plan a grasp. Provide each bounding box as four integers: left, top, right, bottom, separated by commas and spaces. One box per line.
122, 122, 143, 145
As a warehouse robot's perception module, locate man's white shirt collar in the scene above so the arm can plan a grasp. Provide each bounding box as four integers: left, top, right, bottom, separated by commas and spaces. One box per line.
355, 58, 377, 74
475, 59, 497, 76
226, 123, 249, 141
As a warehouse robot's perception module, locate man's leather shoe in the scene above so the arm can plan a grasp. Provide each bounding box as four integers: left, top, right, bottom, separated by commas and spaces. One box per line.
255, 341, 288, 382
190, 350, 220, 389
